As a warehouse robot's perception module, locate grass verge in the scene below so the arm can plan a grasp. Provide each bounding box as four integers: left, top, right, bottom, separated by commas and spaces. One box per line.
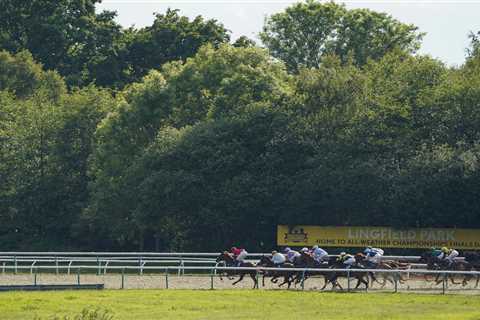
0, 290, 479, 320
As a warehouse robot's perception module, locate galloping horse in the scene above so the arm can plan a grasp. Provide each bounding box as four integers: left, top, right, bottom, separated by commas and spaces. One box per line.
257, 256, 296, 288
294, 252, 332, 286
354, 253, 410, 288
419, 250, 470, 286
464, 251, 480, 288
320, 259, 369, 291
216, 252, 258, 288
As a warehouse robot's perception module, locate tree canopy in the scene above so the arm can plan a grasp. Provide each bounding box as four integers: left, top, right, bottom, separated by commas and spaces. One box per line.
260, 1, 423, 71
1, 0, 479, 251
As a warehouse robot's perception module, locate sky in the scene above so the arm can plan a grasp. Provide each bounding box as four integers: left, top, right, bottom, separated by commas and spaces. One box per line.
97, 0, 480, 66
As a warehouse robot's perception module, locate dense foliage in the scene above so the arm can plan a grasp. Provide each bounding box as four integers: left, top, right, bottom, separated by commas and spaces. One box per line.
0, 0, 479, 251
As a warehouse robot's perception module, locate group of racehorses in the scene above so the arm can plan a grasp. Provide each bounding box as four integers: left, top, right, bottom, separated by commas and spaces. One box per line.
215, 250, 480, 290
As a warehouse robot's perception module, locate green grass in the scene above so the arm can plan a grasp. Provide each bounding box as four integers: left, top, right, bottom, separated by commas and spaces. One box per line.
0, 290, 479, 320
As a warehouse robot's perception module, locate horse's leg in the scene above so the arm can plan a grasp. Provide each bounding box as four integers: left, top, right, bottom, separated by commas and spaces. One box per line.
262, 273, 266, 287
320, 275, 333, 290
449, 268, 462, 285
424, 273, 434, 283
285, 273, 293, 289
232, 274, 244, 286
334, 278, 344, 290
278, 275, 289, 288
249, 272, 258, 289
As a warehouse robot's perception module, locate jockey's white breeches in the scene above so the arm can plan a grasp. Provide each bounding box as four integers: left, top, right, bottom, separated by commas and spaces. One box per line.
314, 252, 328, 263
446, 250, 459, 262
236, 251, 247, 262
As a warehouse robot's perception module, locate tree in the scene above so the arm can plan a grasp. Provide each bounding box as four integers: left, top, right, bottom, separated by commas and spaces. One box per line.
85, 44, 293, 249
121, 9, 230, 85
467, 31, 480, 59
0, 50, 65, 100
260, 0, 423, 71
233, 36, 256, 48
0, 0, 124, 87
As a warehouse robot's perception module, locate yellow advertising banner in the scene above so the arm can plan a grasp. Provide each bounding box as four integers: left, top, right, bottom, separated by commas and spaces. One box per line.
277, 225, 480, 249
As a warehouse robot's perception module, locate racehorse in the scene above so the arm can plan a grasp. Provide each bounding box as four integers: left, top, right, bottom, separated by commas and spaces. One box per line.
419, 250, 470, 286
257, 256, 296, 288
464, 251, 480, 288
354, 253, 410, 288
320, 259, 369, 291
293, 252, 331, 286
215, 252, 258, 288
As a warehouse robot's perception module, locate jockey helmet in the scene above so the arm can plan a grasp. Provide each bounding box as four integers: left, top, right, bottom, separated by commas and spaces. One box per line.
312, 245, 319, 250
441, 247, 449, 253
272, 250, 277, 255
301, 247, 309, 253
283, 247, 291, 253
340, 252, 346, 256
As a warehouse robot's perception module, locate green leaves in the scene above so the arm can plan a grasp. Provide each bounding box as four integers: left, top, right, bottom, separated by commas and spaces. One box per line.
260, 1, 423, 72
1, 2, 480, 251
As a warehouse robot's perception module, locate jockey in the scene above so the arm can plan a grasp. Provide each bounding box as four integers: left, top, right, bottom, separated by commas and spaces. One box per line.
311, 245, 328, 264
438, 247, 459, 266
337, 252, 356, 268
284, 247, 301, 264
363, 246, 384, 267
300, 247, 310, 255
230, 247, 248, 266
272, 250, 286, 266
431, 247, 443, 258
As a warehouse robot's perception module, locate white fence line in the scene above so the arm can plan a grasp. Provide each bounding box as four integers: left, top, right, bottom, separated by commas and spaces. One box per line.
2, 265, 480, 275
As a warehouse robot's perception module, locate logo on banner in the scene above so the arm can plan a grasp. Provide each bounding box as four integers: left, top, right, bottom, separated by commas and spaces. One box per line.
284, 227, 308, 243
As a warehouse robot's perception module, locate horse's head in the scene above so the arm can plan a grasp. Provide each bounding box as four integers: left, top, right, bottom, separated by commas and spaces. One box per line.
258, 255, 272, 267
419, 250, 433, 264
216, 251, 234, 263
327, 256, 338, 266
355, 253, 365, 262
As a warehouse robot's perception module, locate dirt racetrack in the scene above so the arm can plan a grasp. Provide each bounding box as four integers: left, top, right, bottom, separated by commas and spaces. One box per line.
0, 272, 478, 294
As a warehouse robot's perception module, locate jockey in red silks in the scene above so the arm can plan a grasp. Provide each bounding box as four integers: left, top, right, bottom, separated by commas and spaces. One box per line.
230, 247, 248, 266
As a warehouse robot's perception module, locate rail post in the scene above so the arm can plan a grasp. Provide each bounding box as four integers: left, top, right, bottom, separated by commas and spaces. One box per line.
442, 273, 446, 294
394, 271, 398, 293
301, 270, 306, 291
97, 256, 101, 276
77, 268, 81, 286
347, 269, 351, 292
255, 269, 259, 290
178, 259, 184, 277
139, 256, 143, 275
34, 267, 37, 286
165, 268, 169, 289
121, 268, 125, 289
210, 268, 214, 290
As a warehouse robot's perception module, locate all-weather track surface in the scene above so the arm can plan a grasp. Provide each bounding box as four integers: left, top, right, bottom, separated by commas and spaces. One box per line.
1, 290, 479, 320
0, 273, 479, 294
